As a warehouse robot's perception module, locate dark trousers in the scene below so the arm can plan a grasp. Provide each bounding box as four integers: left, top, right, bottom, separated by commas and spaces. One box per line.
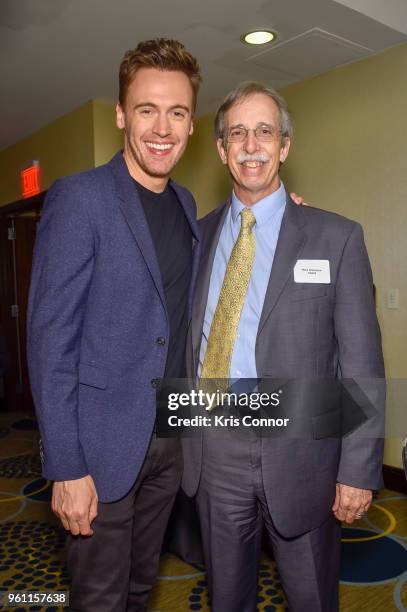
67, 435, 182, 612
196, 436, 341, 612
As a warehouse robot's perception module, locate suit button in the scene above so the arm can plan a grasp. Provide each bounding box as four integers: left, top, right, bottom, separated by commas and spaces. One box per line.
156, 337, 166, 346
151, 378, 160, 389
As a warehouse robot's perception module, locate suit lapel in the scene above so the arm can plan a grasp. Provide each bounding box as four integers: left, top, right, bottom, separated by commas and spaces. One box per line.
191, 201, 230, 367
109, 152, 167, 312
258, 197, 307, 334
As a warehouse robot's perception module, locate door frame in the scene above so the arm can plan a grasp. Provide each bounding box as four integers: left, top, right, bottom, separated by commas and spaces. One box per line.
0, 192, 46, 411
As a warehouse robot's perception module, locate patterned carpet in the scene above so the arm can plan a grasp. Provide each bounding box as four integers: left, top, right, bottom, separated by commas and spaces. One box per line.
0, 412, 406, 611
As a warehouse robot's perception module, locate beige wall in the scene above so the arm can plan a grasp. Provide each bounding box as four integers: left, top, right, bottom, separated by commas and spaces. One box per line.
0, 100, 126, 207
92, 100, 123, 168
172, 114, 231, 209
0, 101, 95, 206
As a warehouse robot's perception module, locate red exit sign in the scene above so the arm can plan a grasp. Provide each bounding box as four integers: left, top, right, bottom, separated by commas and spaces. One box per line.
21, 161, 41, 198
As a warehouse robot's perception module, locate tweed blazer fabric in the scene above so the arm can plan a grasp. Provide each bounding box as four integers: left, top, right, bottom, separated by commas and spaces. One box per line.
28, 152, 200, 502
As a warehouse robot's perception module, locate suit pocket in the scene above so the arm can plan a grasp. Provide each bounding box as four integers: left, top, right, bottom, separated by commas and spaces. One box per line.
312, 408, 341, 439
78, 362, 107, 390
290, 286, 328, 302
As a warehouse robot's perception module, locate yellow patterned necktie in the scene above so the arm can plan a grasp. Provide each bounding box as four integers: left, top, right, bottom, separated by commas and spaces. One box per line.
201, 208, 256, 388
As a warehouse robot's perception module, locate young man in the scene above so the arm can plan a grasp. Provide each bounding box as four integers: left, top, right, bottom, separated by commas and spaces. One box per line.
28, 39, 201, 611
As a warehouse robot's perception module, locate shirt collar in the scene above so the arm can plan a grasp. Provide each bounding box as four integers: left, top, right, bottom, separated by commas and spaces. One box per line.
231, 181, 286, 227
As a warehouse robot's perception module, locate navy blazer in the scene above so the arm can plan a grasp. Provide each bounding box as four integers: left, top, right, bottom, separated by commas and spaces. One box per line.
27, 152, 200, 502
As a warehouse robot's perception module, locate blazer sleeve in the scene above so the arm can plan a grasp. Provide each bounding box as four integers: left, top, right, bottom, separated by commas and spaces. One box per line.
334, 222, 385, 490
27, 179, 95, 481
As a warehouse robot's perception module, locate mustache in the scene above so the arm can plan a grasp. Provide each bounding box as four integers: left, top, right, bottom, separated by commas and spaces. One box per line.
236, 152, 269, 164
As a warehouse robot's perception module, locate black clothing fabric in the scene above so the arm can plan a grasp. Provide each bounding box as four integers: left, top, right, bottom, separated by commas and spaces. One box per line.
134, 179, 192, 379
67, 436, 182, 611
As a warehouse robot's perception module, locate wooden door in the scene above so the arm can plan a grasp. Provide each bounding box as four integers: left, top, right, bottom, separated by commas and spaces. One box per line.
0, 215, 39, 411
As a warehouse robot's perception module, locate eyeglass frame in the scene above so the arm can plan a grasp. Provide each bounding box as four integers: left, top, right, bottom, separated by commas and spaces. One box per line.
223, 122, 281, 143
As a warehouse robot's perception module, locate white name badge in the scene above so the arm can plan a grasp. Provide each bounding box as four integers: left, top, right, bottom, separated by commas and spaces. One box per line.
294, 260, 330, 283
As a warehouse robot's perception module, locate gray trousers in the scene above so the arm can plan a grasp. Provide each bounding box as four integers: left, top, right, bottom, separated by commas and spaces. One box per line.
196, 436, 341, 612
66, 435, 182, 612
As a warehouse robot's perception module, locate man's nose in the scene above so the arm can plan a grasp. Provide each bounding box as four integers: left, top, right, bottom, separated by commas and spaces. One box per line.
243, 130, 259, 154
153, 113, 171, 137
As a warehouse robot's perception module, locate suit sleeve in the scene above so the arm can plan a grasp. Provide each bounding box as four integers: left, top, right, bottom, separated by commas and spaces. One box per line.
27, 180, 95, 481
334, 222, 385, 490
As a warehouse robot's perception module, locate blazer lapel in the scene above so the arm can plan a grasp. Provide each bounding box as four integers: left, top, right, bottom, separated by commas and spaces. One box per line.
170, 181, 201, 317
109, 153, 167, 312
170, 180, 200, 242
258, 197, 307, 334
191, 201, 230, 369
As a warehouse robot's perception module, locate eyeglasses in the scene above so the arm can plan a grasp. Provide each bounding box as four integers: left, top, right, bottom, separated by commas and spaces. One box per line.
226, 123, 280, 142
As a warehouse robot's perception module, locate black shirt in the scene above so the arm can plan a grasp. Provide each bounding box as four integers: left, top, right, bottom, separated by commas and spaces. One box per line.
133, 179, 192, 379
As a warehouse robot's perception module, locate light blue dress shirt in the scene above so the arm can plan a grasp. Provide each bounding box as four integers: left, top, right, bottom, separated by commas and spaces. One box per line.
199, 182, 287, 379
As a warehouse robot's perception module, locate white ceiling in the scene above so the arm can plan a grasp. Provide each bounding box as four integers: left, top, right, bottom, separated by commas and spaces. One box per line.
1, 0, 406, 152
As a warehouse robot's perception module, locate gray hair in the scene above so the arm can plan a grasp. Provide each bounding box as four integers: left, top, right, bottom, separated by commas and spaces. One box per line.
214, 81, 293, 145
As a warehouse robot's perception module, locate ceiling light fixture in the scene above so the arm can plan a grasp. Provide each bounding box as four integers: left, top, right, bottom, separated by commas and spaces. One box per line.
242, 30, 276, 45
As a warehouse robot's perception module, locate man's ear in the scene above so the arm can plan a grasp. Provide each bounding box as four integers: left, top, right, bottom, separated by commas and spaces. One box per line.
116, 102, 125, 130
189, 120, 194, 136
216, 138, 228, 165
279, 137, 291, 163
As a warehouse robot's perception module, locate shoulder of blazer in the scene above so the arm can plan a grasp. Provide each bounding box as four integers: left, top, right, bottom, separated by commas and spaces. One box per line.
288, 200, 359, 241
47, 155, 117, 207
41, 161, 115, 222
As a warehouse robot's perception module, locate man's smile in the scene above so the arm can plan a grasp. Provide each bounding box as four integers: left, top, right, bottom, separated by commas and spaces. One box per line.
241, 160, 265, 168
145, 141, 175, 156
235, 152, 270, 171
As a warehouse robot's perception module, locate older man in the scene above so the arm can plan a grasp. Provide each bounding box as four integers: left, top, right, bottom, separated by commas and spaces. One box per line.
182, 82, 384, 611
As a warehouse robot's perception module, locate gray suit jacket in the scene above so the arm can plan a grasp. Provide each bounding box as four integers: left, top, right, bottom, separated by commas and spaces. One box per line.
182, 195, 384, 538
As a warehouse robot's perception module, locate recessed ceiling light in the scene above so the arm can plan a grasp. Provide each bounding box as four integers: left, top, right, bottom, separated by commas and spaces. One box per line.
242, 30, 276, 45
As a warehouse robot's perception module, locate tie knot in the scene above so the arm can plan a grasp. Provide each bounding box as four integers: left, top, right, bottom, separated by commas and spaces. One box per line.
240, 208, 256, 232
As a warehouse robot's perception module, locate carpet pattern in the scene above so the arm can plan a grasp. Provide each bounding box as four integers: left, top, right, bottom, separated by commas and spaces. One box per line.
0, 412, 406, 611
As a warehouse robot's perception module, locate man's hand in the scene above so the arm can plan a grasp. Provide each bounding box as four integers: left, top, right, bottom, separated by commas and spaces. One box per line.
332, 483, 372, 524
52, 475, 98, 536
290, 192, 307, 206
